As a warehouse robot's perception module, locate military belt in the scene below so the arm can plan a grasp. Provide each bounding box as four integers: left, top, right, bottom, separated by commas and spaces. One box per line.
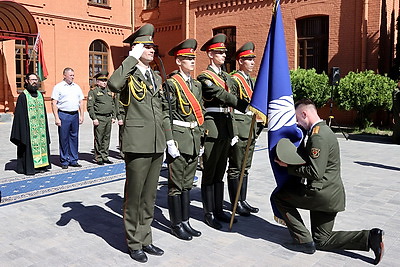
205, 107, 232, 114
172, 120, 198, 129
95, 113, 112, 117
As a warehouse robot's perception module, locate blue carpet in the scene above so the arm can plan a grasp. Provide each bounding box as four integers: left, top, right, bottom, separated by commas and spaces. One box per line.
0, 163, 126, 206
0, 144, 268, 206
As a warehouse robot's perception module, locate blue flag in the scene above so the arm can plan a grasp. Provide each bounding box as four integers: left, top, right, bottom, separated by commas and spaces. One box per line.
249, 1, 303, 223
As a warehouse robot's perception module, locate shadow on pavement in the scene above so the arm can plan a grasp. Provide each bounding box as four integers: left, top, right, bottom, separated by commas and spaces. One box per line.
354, 161, 400, 171
56, 201, 127, 253
347, 134, 393, 144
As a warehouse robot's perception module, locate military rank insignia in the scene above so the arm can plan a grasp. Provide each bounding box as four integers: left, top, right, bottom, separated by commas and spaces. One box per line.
310, 148, 320, 159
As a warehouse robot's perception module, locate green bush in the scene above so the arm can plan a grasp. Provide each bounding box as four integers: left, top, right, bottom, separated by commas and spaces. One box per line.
335, 70, 396, 128
290, 68, 331, 108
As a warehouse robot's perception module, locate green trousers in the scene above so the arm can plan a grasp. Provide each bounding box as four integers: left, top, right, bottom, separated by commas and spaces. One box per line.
273, 189, 369, 251
123, 152, 163, 251
93, 114, 112, 162
227, 137, 256, 179
168, 153, 198, 196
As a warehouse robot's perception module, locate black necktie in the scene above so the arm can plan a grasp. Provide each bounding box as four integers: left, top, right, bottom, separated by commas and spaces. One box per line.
145, 70, 154, 91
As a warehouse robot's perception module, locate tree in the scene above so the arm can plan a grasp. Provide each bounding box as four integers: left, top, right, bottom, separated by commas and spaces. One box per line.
335, 70, 396, 128
290, 68, 331, 108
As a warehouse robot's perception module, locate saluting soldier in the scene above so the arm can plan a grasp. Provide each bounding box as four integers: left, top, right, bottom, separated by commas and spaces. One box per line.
87, 71, 115, 165
227, 42, 260, 216
197, 33, 248, 230
273, 99, 384, 265
107, 24, 167, 263
163, 39, 204, 241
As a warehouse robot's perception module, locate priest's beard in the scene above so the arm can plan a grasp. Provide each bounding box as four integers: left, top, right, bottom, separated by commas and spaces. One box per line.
26, 84, 39, 95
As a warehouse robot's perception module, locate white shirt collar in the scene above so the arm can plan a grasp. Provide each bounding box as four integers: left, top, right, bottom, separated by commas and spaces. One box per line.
179, 71, 191, 82
209, 65, 222, 75
136, 64, 151, 77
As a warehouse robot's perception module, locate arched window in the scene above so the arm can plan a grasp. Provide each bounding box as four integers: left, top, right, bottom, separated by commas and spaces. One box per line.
297, 16, 329, 73
213, 26, 236, 73
89, 40, 108, 87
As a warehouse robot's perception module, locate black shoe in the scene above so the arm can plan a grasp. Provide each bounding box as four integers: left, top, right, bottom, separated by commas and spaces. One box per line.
70, 163, 82, 167
143, 244, 164, 256
242, 200, 259, 213
103, 159, 113, 164
369, 228, 384, 265
61, 165, 68, 169
129, 249, 148, 263
182, 220, 201, 237
284, 241, 316, 254
204, 213, 222, 230
96, 161, 104, 165
234, 202, 251, 217
171, 224, 193, 241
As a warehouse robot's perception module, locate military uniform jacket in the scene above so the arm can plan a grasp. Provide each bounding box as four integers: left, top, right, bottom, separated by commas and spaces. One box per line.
231, 71, 256, 139
197, 66, 247, 139
107, 56, 167, 154
114, 93, 126, 121
163, 74, 204, 156
287, 121, 346, 212
87, 85, 115, 120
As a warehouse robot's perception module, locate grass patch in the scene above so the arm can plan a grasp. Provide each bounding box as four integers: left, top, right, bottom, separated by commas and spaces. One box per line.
350, 127, 392, 136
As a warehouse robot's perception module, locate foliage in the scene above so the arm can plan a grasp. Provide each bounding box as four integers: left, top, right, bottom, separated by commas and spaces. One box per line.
290, 68, 331, 108
335, 70, 396, 128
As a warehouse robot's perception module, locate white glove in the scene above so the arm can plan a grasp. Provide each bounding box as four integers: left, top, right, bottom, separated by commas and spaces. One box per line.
167, 140, 180, 158
129, 43, 145, 60
231, 136, 239, 146
199, 146, 204, 157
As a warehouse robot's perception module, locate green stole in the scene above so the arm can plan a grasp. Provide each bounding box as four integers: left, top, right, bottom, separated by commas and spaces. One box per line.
24, 90, 49, 168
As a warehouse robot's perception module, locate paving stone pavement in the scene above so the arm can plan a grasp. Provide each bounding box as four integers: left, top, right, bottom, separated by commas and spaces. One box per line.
0, 112, 399, 266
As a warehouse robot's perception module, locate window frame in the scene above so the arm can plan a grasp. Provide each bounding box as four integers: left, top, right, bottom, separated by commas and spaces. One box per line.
296, 16, 329, 74
89, 40, 109, 88
212, 26, 236, 73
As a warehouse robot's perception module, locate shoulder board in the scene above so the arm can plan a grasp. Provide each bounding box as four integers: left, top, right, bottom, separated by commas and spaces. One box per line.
312, 126, 320, 135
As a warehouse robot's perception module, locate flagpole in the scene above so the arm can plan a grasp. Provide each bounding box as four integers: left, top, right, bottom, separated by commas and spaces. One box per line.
229, 114, 257, 230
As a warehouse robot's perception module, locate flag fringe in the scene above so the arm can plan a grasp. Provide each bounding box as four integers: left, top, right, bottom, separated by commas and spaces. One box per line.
249, 106, 267, 125
274, 215, 287, 226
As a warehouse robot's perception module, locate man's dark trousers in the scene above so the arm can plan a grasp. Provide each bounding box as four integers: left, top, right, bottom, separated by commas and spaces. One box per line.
58, 111, 79, 166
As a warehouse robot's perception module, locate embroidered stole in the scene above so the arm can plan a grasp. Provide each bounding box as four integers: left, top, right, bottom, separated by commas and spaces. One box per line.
24, 90, 49, 168
201, 70, 229, 92
171, 74, 204, 126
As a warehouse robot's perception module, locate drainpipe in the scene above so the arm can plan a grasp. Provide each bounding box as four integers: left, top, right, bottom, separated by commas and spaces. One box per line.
185, 0, 189, 39
361, 0, 368, 70
131, 0, 135, 31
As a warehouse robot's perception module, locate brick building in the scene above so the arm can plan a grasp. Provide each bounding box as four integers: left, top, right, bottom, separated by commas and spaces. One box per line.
136, 0, 399, 125
1, 0, 399, 125
0, 0, 132, 113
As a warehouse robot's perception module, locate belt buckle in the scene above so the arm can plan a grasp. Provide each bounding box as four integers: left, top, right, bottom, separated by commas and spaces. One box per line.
189, 122, 196, 129
223, 108, 229, 114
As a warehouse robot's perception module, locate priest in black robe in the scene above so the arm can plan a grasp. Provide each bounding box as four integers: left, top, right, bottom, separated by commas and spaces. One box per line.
10, 73, 51, 175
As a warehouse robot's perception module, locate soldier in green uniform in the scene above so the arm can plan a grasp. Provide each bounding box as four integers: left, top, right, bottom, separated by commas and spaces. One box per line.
107, 24, 167, 263
113, 92, 125, 159
227, 42, 260, 216
163, 38, 204, 241
197, 34, 249, 230
273, 99, 384, 265
87, 71, 115, 165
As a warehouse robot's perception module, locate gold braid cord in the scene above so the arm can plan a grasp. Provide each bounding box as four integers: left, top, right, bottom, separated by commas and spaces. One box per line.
233, 76, 249, 101
120, 75, 147, 106
171, 79, 192, 116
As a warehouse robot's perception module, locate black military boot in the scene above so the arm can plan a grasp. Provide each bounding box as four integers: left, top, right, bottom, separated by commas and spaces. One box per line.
214, 182, 237, 223
201, 184, 222, 230
241, 174, 259, 213
168, 195, 192, 240
227, 178, 250, 216
181, 190, 201, 237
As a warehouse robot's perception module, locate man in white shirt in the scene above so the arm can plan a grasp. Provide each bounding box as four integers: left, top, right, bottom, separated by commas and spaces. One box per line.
51, 67, 84, 169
